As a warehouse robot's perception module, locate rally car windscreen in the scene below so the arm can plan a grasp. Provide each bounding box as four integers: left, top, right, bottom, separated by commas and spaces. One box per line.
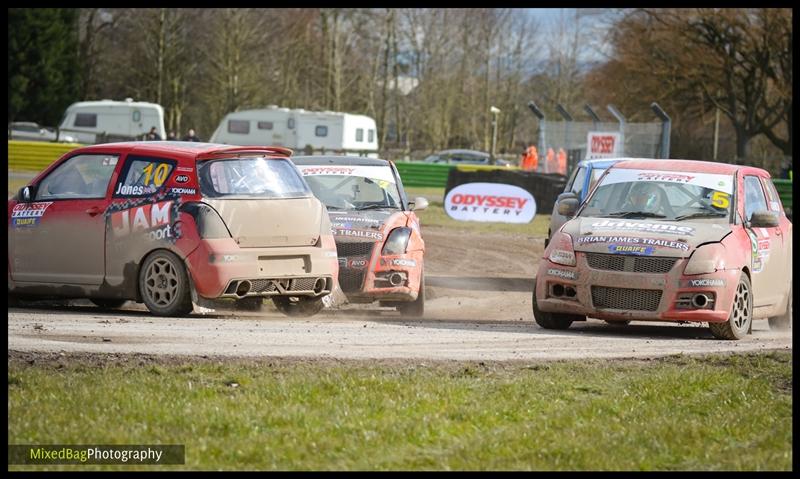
579, 169, 735, 222
299, 166, 402, 211
197, 157, 311, 198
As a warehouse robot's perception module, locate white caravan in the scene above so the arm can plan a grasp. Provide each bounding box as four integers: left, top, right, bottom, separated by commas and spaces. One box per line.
210, 107, 378, 154
58, 99, 166, 144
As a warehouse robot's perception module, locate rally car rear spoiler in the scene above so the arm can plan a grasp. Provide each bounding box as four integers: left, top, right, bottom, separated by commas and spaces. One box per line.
198, 146, 293, 159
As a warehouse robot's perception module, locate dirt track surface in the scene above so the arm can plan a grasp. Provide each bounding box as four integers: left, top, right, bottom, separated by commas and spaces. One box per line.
8, 226, 792, 361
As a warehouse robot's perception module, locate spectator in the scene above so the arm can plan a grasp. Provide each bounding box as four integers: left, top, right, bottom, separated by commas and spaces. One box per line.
167, 131, 177, 141
182, 128, 200, 142
556, 148, 567, 176
520, 145, 538, 171
146, 127, 161, 141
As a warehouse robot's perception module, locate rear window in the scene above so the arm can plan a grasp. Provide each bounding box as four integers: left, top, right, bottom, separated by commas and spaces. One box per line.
197, 157, 310, 198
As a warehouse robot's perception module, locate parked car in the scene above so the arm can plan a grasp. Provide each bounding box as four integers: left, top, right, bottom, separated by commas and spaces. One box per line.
8, 122, 78, 143
8, 142, 338, 317
545, 158, 622, 247
292, 156, 428, 316
533, 159, 792, 339
423, 149, 511, 167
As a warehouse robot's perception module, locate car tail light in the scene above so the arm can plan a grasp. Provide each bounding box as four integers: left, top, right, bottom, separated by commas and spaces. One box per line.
547, 231, 576, 266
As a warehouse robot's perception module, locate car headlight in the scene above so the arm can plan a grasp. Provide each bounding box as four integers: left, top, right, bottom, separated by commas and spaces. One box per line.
382, 227, 412, 255
683, 243, 726, 275
547, 231, 576, 266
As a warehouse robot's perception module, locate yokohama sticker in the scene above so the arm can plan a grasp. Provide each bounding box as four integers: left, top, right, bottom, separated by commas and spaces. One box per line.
547, 268, 578, 280
10, 202, 53, 228
681, 278, 725, 288
391, 258, 417, 267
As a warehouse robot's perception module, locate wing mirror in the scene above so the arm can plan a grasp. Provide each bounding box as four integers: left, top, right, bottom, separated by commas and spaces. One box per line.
409, 197, 428, 211
18, 185, 35, 203
557, 197, 580, 217
749, 210, 779, 228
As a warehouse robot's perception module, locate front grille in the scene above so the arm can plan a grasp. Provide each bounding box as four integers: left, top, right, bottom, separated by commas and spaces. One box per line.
586, 253, 677, 273
336, 241, 374, 293
339, 269, 366, 292
591, 286, 662, 311
336, 241, 375, 258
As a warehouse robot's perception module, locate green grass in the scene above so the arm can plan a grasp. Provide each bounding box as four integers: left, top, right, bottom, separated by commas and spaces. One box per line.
8, 351, 792, 471
406, 186, 551, 237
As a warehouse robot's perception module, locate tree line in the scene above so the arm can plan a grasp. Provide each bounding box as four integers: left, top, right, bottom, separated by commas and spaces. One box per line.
8, 8, 792, 162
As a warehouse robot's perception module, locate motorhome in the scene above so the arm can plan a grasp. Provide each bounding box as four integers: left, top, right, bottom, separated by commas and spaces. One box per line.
210, 106, 378, 154
58, 99, 165, 144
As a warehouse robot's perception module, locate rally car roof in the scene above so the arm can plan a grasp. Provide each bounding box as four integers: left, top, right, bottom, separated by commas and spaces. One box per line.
611, 158, 768, 176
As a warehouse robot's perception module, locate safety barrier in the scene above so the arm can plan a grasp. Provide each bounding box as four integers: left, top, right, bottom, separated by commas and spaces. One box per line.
394, 161, 517, 188
8, 140, 83, 172
772, 179, 792, 216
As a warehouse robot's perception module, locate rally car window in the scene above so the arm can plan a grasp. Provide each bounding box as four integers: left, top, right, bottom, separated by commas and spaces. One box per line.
36, 154, 118, 201
114, 156, 176, 197
761, 177, 783, 214
569, 167, 587, 196
743, 175, 768, 222
197, 157, 311, 198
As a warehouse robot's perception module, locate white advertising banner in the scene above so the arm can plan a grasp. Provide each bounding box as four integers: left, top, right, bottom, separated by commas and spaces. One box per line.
444, 182, 536, 223
586, 132, 623, 159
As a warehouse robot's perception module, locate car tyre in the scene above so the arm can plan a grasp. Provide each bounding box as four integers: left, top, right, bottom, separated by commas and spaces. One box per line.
768, 282, 792, 331
532, 285, 580, 330
273, 296, 325, 317
397, 274, 425, 317
90, 298, 127, 309
709, 273, 752, 340
139, 250, 193, 317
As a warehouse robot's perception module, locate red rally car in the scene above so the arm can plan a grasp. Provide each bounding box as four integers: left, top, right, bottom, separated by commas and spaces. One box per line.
292, 156, 428, 316
8, 142, 338, 316
533, 159, 792, 339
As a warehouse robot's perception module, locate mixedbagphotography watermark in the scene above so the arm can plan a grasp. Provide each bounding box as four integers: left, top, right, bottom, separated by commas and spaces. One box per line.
8, 444, 185, 465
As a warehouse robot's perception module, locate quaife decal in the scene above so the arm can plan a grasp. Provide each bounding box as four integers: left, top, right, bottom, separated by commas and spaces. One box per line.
333, 229, 384, 241
608, 244, 655, 255
174, 175, 190, 183
681, 278, 725, 288
169, 188, 197, 195
10, 202, 53, 228
105, 191, 182, 243
590, 220, 694, 236
391, 258, 417, 267
547, 268, 577, 280
577, 235, 690, 251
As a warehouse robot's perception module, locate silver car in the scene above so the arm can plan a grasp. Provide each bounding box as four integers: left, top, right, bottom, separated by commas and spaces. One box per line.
8, 122, 77, 143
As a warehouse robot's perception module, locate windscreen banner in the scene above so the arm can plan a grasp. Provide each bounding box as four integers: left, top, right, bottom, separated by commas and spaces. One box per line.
444, 182, 536, 223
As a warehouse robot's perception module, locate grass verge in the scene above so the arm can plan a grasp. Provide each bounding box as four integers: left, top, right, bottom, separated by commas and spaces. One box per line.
8, 351, 792, 470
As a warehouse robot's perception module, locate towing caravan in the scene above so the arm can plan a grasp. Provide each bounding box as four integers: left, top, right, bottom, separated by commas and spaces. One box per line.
58, 99, 165, 144
210, 106, 378, 155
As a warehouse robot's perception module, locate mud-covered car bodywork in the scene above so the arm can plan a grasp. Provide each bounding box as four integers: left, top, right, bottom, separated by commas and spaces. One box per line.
292, 156, 426, 314
8, 142, 338, 316
534, 159, 792, 339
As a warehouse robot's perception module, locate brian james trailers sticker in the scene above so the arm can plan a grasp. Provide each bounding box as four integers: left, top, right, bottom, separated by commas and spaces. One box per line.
578, 235, 690, 251
333, 228, 384, 241
444, 183, 536, 224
